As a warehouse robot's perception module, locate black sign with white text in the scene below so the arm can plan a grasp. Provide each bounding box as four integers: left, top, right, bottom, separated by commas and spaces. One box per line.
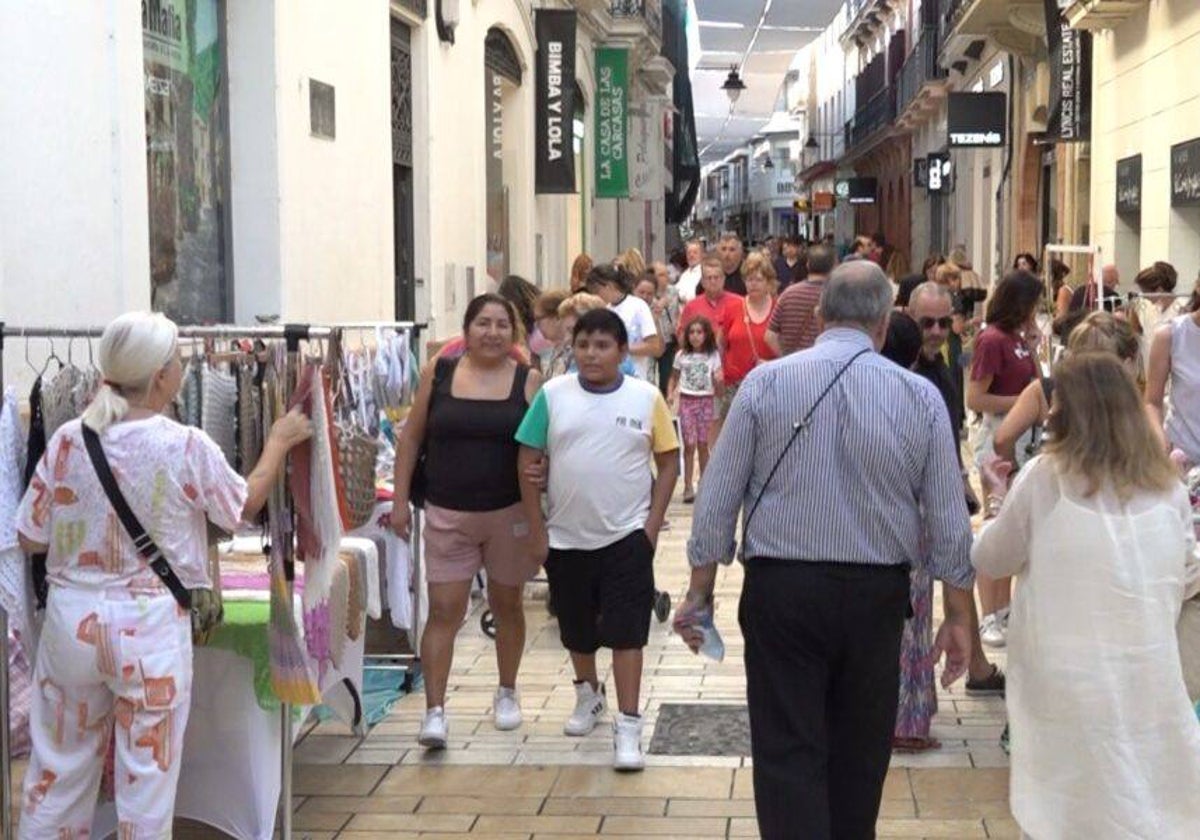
947, 92, 1007, 148
1116, 154, 1142, 217
535, 10, 577, 193
1045, 0, 1093, 143
1171, 138, 1200, 207
927, 153, 952, 194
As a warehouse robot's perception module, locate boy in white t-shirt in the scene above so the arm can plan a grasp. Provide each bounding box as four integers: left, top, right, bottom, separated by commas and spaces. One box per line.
516, 309, 679, 770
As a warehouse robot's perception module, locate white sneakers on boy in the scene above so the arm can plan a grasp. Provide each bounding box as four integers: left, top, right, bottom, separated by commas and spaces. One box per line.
418, 706, 448, 749
612, 713, 646, 771
564, 681, 607, 736
493, 687, 523, 731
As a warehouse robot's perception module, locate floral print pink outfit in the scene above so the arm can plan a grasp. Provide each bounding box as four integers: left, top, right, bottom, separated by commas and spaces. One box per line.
16, 416, 247, 839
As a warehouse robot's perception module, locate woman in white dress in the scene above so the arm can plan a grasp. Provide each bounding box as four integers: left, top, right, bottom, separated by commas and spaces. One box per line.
973, 352, 1200, 839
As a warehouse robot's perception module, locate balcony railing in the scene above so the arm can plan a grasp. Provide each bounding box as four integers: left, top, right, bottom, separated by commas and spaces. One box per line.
897, 27, 947, 114
844, 86, 897, 153
611, 0, 663, 41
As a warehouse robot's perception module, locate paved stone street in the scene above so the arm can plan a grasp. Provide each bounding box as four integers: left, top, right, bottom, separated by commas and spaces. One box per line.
246, 492, 1010, 838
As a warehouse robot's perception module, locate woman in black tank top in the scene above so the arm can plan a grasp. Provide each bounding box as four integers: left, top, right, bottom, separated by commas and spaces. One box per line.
392, 294, 544, 748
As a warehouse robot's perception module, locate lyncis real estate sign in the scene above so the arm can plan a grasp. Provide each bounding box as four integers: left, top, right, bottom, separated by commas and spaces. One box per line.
947, 92, 1007, 149
595, 47, 630, 198
535, 10, 577, 194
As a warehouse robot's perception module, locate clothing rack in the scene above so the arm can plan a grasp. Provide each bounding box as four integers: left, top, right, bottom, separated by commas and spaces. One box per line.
0, 320, 425, 840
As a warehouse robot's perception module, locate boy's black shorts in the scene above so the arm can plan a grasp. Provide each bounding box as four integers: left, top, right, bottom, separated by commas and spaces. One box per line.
544, 529, 656, 653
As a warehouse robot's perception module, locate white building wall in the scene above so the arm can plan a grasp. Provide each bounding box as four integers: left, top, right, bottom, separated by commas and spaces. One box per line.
1090, 0, 1200, 288
277, 0, 395, 323
413, 0, 537, 338
226, 0, 284, 323
0, 0, 151, 389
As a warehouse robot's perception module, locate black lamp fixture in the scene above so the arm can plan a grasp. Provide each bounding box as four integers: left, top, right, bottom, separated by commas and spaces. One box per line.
805, 134, 820, 150
721, 66, 746, 104
763, 155, 775, 170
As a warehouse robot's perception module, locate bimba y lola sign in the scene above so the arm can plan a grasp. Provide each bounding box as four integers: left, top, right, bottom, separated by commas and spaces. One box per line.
535, 10, 577, 194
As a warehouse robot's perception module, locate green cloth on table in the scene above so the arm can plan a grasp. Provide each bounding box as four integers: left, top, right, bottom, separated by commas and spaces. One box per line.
204, 600, 279, 710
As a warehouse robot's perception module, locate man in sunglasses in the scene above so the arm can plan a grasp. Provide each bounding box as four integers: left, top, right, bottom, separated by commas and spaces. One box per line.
908, 281, 1006, 697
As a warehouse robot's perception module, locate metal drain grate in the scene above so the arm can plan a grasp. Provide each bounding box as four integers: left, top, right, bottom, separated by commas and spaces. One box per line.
647, 703, 751, 756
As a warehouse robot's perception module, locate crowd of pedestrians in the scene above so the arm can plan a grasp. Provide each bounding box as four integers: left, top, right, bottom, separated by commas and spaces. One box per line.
12, 230, 1200, 838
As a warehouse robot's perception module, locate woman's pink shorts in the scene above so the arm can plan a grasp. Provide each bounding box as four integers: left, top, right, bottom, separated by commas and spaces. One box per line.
423, 502, 539, 587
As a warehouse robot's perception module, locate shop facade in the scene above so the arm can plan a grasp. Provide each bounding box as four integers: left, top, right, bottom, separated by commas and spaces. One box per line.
939, 0, 1092, 284
840, 2, 913, 270
1078, 0, 1200, 287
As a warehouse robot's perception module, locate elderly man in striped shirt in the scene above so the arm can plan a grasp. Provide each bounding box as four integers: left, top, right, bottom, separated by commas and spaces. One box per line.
677, 260, 975, 840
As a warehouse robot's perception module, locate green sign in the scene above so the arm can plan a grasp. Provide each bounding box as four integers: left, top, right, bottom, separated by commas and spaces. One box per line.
595, 47, 629, 198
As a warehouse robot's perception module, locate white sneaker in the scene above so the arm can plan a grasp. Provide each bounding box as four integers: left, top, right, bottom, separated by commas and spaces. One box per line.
564, 681, 607, 736
418, 706, 448, 749
980, 611, 1008, 648
493, 687, 523, 731
613, 712, 645, 771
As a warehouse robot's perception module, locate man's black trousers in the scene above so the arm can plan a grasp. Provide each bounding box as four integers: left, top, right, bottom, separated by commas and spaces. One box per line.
739, 559, 911, 840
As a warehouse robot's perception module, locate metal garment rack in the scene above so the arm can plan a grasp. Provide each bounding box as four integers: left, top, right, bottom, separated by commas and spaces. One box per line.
0, 320, 424, 840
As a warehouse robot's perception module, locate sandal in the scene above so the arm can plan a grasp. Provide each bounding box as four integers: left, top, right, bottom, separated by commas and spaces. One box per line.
891, 736, 941, 753
682, 488, 695, 504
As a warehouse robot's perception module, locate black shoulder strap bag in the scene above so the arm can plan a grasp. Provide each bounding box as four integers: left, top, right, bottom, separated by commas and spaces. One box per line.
81, 425, 193, 611
739, 348, 871, 561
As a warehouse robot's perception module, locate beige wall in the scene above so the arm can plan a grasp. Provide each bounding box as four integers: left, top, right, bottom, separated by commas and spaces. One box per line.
1090, 0, 1200, 289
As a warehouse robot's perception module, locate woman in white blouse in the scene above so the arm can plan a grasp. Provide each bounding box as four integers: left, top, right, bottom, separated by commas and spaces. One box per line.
974, 352, 1200, 839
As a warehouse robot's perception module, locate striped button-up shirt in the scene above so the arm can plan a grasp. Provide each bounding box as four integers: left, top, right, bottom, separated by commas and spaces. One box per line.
687, 327, 975, 589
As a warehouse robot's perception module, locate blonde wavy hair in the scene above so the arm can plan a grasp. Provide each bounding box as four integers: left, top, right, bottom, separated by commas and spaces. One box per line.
741, 251, 778, 294
615, 248, 646, 279
1066, 311, 1139, 364
1043, 353, 1177, 500
557, 292, 608, 319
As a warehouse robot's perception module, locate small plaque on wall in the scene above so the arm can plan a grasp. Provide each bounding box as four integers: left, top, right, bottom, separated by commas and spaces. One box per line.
310, 79, 336, 140
1116, 154, 1142, 217
1171, 138, 1200, 207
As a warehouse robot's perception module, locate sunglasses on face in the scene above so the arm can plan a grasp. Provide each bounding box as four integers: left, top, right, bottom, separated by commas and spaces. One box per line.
918, 316, 954, 330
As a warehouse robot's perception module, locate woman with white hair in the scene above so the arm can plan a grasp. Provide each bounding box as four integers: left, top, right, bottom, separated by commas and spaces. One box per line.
14, 312, 311, 838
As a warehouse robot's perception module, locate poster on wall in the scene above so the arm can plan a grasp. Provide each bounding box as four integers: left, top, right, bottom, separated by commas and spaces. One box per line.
1116, 154, 1142, 217
144, 0, 228, 323
535, 10, 576, 193
630, 111, 663, 201
1171, 139, 1200, 208
595, 47, 629, 199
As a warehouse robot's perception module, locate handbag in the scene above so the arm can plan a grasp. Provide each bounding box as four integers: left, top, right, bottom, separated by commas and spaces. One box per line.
337, 421, 378, 530
409, 357, 452, 510
82, 425, 222, 645
1179, 595, 1200, 703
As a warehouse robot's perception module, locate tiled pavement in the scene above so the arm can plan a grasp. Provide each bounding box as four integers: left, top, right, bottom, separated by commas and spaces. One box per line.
11, 494, 1015, 838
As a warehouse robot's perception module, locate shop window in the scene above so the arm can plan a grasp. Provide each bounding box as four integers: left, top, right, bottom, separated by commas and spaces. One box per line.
144, 0, 230, 323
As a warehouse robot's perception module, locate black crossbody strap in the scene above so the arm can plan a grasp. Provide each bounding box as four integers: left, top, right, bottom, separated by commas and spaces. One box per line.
81, 425, 193, 611
741, 348, 872, 553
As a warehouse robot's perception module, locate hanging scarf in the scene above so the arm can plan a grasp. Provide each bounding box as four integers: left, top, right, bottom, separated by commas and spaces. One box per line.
263, 353, 320, 705
288, 363, 344, 674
